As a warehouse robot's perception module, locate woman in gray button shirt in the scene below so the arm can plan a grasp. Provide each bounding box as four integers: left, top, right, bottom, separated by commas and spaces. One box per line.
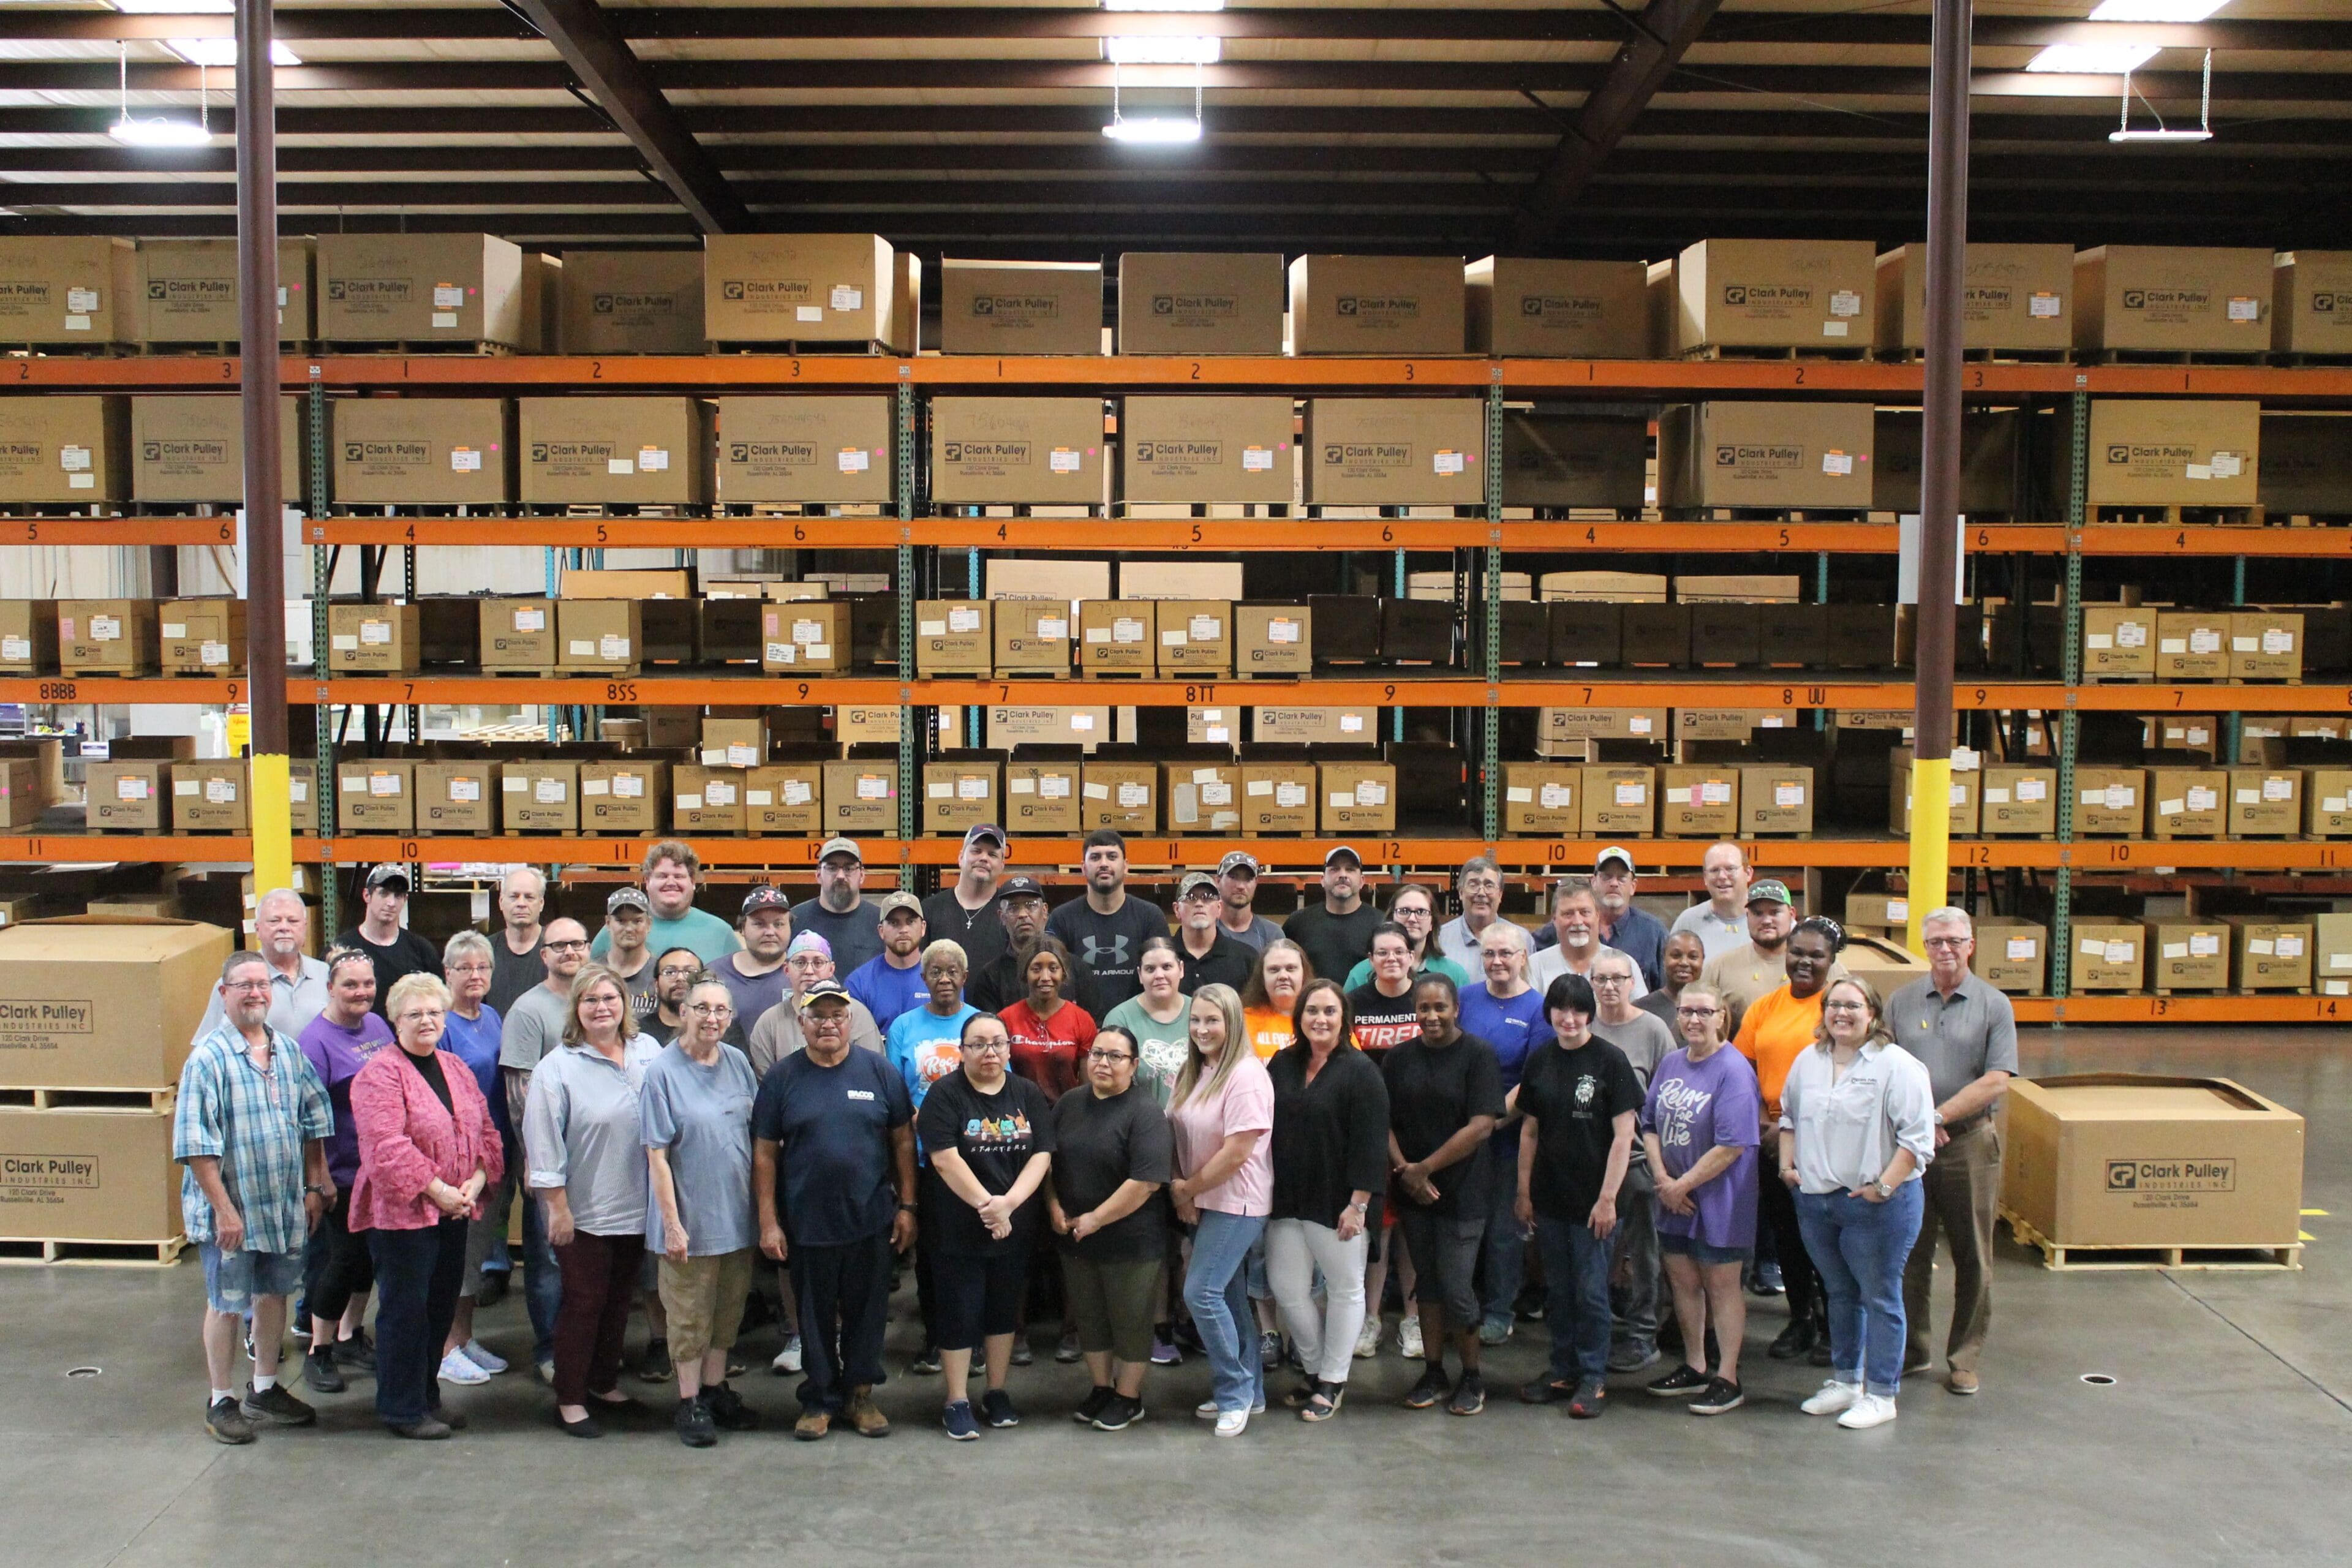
524, 963, 662, 1438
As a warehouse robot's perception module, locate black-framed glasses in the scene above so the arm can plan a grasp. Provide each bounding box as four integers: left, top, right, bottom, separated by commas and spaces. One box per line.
1676, 1005, 1720, 1018
545, 940, 590, 952
1086, 1049, 1136, 1063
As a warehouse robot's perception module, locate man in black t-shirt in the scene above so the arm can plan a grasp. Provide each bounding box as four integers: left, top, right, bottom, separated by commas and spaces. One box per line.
921, 824, 1010, 979
967, 876, 1050, 1014
1283, 847, 1383, 984
336, 864, 443, 1021
1510, 971, 1643, 1417
1044, 831, 1168, 1018
1173, 872, 1254, 995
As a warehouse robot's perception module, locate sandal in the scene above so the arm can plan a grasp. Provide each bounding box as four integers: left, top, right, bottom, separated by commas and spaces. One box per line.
1280, 1380, 1320, 1410
1300, 1382, 1345, 1423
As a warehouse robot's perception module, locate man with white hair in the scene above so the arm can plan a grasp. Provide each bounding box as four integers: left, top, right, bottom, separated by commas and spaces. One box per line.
1531, 881, 1646, 998
193, 889, 329, 1041
484, 866, 549, 1018
1668, 843, 1752, 962
1887, 907, 2017, 1399
1438, 856, 1533, 972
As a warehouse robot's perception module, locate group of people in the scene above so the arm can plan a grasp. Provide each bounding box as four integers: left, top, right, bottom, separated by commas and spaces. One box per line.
174, 832, 2015, 1446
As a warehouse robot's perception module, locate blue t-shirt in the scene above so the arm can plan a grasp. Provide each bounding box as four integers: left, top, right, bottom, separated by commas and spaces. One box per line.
639, 1042, 760, 1257
886, 1003, 980, 1163
441, 1005, 509, 1145
751, 1047, 912, 1249
1457, 984, 1551, 1096
846, 953, 931, 1033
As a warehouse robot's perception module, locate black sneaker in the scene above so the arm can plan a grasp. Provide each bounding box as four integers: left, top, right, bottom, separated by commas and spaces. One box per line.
385, 1415, 453, 1441
475, 1270, 510, 1309
1688, 1377, 1746, 1416
240, 1382, 317, 1427
1446, 1371, 1487, 1416
638, 1338, 673, 1384
1520, 1376, 1574, 1404
205, 1396, 254, 1445
1091, 1393, 1144, 1431
1808, 1335, 1834, 1369
1567, 1378, 1609, 1420
334, 1330, 376, 1374
981, 1388, 1019, 1428
703, 1382, 761, 1432
1768, 1316, 1816, 1360
675, 1396, 718, 1449
303, 1346, 346, 1395
1073, 1385, 1116, 1425
1646, 1363, 1711, 1398
1402, 1368, 1452, 1409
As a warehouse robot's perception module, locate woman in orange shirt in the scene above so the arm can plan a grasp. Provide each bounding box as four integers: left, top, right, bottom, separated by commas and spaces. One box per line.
1734, 916, 1841, 1366
1242, 940, 1310, 1063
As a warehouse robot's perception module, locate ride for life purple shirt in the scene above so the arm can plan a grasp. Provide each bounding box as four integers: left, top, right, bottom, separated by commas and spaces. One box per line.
298, 1009, 397, 1189
1640, 1044, 1762, 1251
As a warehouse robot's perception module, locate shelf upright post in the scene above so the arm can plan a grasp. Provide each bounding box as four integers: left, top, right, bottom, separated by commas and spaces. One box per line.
2052, 389, 2090, 1002
2223, 554, 2246, 768
1392, 545, 1406, 742
309, 374, 335, 937
968, 543, 982, 747
1483, 377, 1504, 843
897, 377, 918, 884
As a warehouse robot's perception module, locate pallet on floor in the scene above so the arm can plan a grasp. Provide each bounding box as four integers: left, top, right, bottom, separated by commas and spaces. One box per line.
0, 1085, 175, 1112
0, 1236, 187, 1267
2003, 1210, 2301, 1271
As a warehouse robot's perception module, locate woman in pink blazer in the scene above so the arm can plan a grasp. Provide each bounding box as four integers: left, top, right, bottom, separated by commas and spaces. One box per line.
352, 971, 504, 1439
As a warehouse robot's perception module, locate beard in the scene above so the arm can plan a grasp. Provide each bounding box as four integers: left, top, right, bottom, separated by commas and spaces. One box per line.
821, 881, 861, 913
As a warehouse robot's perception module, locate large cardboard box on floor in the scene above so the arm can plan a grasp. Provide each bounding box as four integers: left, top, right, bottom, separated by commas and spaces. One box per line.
1972, 920, 2047, 995
0, 917, 232, 1089
2003, 1074, 2303, 1249
1670, 239, 1876, 352
1466, 257, 1648, 358
1117, 252, 1286, 356
134, 236, 314, 345
2074, 246, 2274, 355
130, 395, 303, 506
1657, 401, 1874, 511
2070, 399, 2260, 509
0, 236, 138, 345
940, 260, 1102, 355
332, 398, 513, 507
2146, 920, 2230, 992
715, 396, 894, 505
931, 397, 1103, 506
1120, 396, 1294, 507
558, 249, 704, 354
1287, 255, 1466, 356
704, 233, 909, 349
2315, 912, 2352, 997
2070, 922, 2145, 992
0, 395, 130, 507
317, 233, 524, 345
519, 397, 713, 508
0, 1107, 181, 1242
1499, 411, 1649, 511
2272, 251, 2352, 358
1301, 398, 1485, 507
1875, 243, 2072, 356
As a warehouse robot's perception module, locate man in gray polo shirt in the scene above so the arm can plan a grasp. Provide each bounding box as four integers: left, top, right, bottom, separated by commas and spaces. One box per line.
1885, 907, 2018, 1398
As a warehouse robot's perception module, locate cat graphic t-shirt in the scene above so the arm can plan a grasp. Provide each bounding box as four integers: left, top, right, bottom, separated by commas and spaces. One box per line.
1640, 1044, 1762, 1251
915, 1069, 1058, 1256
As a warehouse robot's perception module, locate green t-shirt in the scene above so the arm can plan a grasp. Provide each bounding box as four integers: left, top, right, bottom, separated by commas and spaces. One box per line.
592, 907, 741, 967
1101, 993, 1193, 1108
1341, 953, 1469, 993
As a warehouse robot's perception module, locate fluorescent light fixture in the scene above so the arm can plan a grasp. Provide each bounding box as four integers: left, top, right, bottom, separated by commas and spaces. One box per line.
108, 114, 213, 146
168, 39, 300, 67
2026, 42, 2160, 73
1104, 0, 1222, 10
2110, 127, 2212, 141
2089, 1, 2227, 20
113, 0, 234, 10
1102, 115, 1202, 143
1105, 35, 1219, 65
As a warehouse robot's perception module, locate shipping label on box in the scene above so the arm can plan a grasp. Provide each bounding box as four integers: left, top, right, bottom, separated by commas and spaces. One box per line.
2155, 611, 2230, 680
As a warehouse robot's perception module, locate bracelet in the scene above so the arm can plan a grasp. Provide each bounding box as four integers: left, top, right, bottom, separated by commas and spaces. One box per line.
1346, 1199, 1369, 1213
304, 1183, 334, 1199
897, 1202, 918, 1214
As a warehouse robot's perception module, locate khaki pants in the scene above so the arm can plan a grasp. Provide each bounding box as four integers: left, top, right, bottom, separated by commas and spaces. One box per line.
1902, 1118, 2000, 1375
657, 1248, 756, 1363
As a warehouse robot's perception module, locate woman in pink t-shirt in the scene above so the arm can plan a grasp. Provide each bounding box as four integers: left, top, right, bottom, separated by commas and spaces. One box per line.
1166, 981, 1273, 1436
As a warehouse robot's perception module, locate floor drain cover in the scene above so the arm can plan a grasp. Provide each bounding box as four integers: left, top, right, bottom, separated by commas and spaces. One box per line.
2079, 1373, 2116, 1386
65, 1366, 102, 1379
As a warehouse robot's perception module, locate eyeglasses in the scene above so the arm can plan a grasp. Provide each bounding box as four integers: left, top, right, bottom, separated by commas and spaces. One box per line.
1591, 974, 1630, 987
1923, 937, 1970, 951
1676, 1006, 1720, 1018
1086, 1049, 1136, 1064
445, 961, 491, 975
1822, 1000, 1869, 1013
965, 1039, 1011, 1055
686, 1002, 733, 1016
397, 1009, 445, 1025
545, 940, 589, 953
657, 965, 703, 979
224, 978, 273, 992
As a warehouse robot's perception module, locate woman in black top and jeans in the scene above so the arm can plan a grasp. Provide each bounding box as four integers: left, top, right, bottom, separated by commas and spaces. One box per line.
1264, 978, 1390, 1421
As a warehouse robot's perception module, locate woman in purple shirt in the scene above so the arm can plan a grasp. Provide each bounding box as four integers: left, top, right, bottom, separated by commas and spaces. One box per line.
1638, 984, 1760, 1418
298, 948, 396, 1393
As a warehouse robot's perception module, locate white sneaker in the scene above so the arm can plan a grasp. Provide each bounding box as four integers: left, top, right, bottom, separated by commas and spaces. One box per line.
1214, 1407, 1251, 1438
461, 1340, 508, 1374
1197, 1397, 1264, 1419
437, 1348, 490, 1386
772, 1333, 804, 1375
1398, 1316, 1425, 1361
1354, 1316, 1382, 1360
1838, 1393, 1899, 1430
1800, 1379, 1863, 1417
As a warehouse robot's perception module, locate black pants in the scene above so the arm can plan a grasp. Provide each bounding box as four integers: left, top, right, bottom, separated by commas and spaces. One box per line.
933, 1248, 1029, 1353
790, 1232, 893, 1414
914, 1167, 948, 1354
304, 1186, 375, 1327
1758, 1165, 1820, 1322
366, 1216, 469, 1427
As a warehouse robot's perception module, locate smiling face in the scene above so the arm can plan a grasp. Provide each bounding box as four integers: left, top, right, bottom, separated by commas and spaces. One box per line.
1702, 844, 1749, 905
574, 978, 628, 1043
1676, 990, 1724, 1049
1298, 986, 1345, 1050
1459, 865, 1502, 920
1747, 899, 1795, 950
1784, 928, 1835, 995
1820, 979, 1874, 1044
644, 857, 696, 920
655, 951, 702, 1007
1370, 929, 1413, 986
1479, 925, 1526, 988
254, 893, 307, 960
326, 957, 376, 1023
1662, 930, 1706, 990
1187, 1000, 1228, 1061
221, 960, 274, 1030
541, 920, 590, 982
1413, 978, 1459, 1042
682, 981, 734, 1048
960, 836, 1005, 884
1025, 948, 1066, 1006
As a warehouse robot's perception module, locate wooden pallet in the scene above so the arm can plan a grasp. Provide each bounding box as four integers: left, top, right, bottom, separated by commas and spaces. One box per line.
0, 342, 131, 358
1879, 346, 2071, 364
0, 1236, 187, 1267
1109, 503, 1294, 519
325, 504, 516, 518
2268, 352, 2352, 368
2092, 505, 2263, 527
2082, 348, 2267, 366
720, 503, 892, 518
137, 341, 307, 358
1682, 342, 1872, 361
314, 339, 515, 356
0, 1086, 175, 1112
517, 505, 712, 519
0, 505, 127, 520
2004, 1210, 2301, 1271
1667, 507, 1874, 523
707, 339, 892, 356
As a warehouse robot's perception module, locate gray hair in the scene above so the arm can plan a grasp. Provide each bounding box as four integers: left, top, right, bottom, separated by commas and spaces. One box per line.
443, 929, 494, 967
500, 865, 546, 895
1921, 907, 1973, 937
221, 950, 268, 984
1551, 875, 1596, 910
254, 887, 306, 917
1592, 949, 1638, 979
921, 938, 970, 974
1458, 854, 1501, 886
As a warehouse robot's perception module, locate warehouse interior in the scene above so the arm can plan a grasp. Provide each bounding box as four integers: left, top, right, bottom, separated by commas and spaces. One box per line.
2, 2, 2350, 1559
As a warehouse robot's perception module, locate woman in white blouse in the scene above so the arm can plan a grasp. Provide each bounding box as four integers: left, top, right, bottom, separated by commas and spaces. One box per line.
1776, 976, 1935, 1431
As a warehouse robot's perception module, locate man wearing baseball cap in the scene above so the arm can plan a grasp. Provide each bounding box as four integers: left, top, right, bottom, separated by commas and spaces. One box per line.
922, 825, 1011, 979
1174, 872, 1255, 993
845, 892, 930, 1032
967, 877, 1050, 1015
788, 838, 883, 975
334, 864, 443, 1022
1590, 848, 1666, 992
1283, 846, 1384, 987
601, 888, 660, 1025
1697, 878, 1842, 1035
1213, 851, 1283, 953
713, 886, 796, 1027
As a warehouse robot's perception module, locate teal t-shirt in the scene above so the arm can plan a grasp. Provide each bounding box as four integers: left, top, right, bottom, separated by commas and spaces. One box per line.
593, 907, 742, 966
1341, 953, 1469, 993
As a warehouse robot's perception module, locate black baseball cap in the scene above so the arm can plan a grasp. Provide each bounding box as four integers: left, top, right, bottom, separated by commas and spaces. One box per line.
1001, 875, 1047, 902
364, 864, 411, 894
963, 823, 1007, 851
740, 885, 791, 918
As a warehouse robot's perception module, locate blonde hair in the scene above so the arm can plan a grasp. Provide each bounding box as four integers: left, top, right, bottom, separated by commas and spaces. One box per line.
562, 963, 632, 1047
1170, 983, 1248, 1111
1810, 976, 1891, 1054
920, 939, 969, 974
384, 971, 451, 1027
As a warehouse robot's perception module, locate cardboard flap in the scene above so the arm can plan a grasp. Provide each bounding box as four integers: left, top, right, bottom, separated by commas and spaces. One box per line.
2022, 1072, 2288, 1118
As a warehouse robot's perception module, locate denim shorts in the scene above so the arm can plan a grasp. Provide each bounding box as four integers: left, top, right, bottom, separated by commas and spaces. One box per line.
202, 1242, 306, 1314
1659, 1232, 1754, 1267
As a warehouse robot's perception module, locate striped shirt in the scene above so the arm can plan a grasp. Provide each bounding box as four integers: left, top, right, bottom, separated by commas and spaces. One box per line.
174, 1023, 334, 1254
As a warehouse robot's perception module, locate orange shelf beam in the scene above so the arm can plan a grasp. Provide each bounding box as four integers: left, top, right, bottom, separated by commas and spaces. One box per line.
0, 516, 245, 547
2014, 993, 2352, 1025
0, 677, 246, 703
0, 834, 254, 864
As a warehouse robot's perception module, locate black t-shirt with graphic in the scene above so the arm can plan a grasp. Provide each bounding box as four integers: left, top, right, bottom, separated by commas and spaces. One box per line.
914, 1069, 1058, 1257
1515, 1037, 1645, 1221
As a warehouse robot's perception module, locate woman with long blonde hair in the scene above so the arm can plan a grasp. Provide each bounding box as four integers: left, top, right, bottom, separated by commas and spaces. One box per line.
1165, 983, 1273, 1437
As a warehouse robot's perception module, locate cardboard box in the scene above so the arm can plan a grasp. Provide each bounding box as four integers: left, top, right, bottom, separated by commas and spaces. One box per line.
0, 758, 40, 831
413, 760, 497, 834
1004, 756, 1083, 834
83, 761, 166, 831
1320, 761, 1397, 835
2003, 1074, 2303, 1248
2272, 251, 2352, 358
1501, 763, 1578, 835
1122, 560, 1245, 602
2306, 768, 2352, 837
1741, 764, 1814, 834
1891, 754, 1979, 835
1240, 763, 1317, 834
986, 556, 1111, 611
1676, 708, 1796, 741
2229, 766, 2302, 835
0, 601, 58, 675
318, 233, 524, 344
0, 1107, 180, 1241
931, 397, 1103, 505
1466, 257, 1647, 358
492, 761, 572, 833
332, 398, 513, 507
2071, 922, 2146, 991
1082, 760, 1158, 833
1250, 706, 1376, 745
339, 758, 416, 832
519, 397, 712, 508
1659, 401, 1873, 512
823, 760, 899, 834
704, 233, 907, 347
1658, 766, 1739, 836
1499, 411, 1649, 511
168, 761, 247, 832
1158, 760, 1240, 835
2154, 611, 2230, 680
671, 765, 747, 834
557, 600, 641, 671
2229, 611, 2301, 681
1302, 398, 1486, 507
1155, 600, 1231, 674
1541, 570, 1668, 603
745, 763, 824, 835
478, 598, 556, 669
1838, 936, 1932, 998
1670, 239, 1877, 352
2146, 921, 2230, 992
1973, 920, 2048, 995
2256, 413, 2352, 518
57, 599, 156, 674
327, 603, 420, 673
560, 568, 692, 602
1580, 766, 1653, 835
2074, 766, 2144, 835
1079, 601, 1155, 672
2081, 604, 2157, 677
983, 707, 1110, 751
134, 236, 313, 345
2074, 399, 2261, 510
1287, 255, 1466, 356
557, 249, 703, 354
921, 756, 1001, 835
1869, 408, 2022, 518
1120, 396, 1294, 507
2226, 918, 2311, 992
579, 760, 667, 833
1875, 243, 2072, 355
762, 601, 846, 674
0, 236, 138, 344
1541, 707, 1665, 744
940, 259, 1102, 355
991, 598, 1074, 674
1980, 764, 2057, 835
1234, 604, 1311, 676
715, 395, 893, 505
0, 395, 130, 506
2074, 245, 2274, 354
914, 600, 992, 676
2150, 715, 2219, 756
2149, 766, 2226, 837
1116, 252, 1286, 355
2316, 911, 2352, 997
130, 395, 303, 507
156, 598, 246, 677
1844, 892, 1912, 939
1548, 601, 1620, 666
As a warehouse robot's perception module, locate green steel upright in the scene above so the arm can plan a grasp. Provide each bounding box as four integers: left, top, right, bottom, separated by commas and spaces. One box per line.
2051, 390, 2090, 1002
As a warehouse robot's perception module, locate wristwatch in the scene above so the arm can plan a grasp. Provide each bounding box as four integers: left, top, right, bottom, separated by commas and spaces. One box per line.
1870, 1179, 1894, 1199
304, 1183, 334, 1199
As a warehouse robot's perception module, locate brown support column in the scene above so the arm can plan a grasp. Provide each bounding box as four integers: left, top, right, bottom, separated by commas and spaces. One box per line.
238, 0, 291, 897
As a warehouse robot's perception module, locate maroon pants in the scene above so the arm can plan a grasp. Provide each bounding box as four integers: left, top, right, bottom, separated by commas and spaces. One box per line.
552, 1230, 645, 1407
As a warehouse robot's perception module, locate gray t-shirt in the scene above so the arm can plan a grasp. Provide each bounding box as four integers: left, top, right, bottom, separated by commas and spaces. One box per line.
486, 929, 546, 1020
1530, 943, 1649, 999
745, 995, 885, 1077
638, 1041, 760, 1256
1218, 913, 1284, 954
611, 954, 660, 1027
1438, 914, 1535, 973
787, 897, 884, 974
499, 983, 573, 1072
1669, 903, 1750, 963
1594, 1009, 1678, 1091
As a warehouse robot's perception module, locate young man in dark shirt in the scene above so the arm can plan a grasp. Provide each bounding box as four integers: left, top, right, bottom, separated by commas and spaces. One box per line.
1044, 831, 1167, 1018
1283, 847, 1384, 987
336, 863, 443, 1021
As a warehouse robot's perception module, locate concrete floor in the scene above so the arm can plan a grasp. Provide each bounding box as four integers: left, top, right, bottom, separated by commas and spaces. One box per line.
4, 1028, 2349, 1568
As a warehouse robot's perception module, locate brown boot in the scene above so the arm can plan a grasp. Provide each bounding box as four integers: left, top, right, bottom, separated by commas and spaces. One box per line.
793, 1409, 831, 1441
845, 1385, 891, 1438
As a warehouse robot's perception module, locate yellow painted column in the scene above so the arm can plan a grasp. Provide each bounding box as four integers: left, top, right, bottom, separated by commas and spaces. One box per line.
1904, 755, 1951, 956
249, 750, 294, 904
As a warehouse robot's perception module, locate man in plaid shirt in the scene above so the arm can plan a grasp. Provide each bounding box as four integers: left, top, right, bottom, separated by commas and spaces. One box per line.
175, 951, 337, 1445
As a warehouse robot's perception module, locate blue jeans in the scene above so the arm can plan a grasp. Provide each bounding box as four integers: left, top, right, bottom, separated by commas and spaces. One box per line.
1534, 1214, 1614, 1384
1795, 1182, 1926, 1397
517, 1181, 564, 1367
1184, 1210, 1267, 1415
1480, 1136, 1528, 1327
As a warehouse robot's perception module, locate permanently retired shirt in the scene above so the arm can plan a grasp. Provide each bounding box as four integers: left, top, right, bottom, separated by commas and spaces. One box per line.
174, 1025, 334, 1254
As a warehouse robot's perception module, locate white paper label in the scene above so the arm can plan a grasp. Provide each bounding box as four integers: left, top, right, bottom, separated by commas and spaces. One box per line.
781, 780, 815, 805
1628, 715, 1653, 735
2105, 941, 2135, 964
2106, 785, 2134, 810
89, 615, 121, 642
931, 605, 978, 635
1328, 793, 1352, 810
919, 619, 948, 638
1242, 447, 1273, 472
600, 458, 632, 476
568, 639, 595, 657
449, 778, 480, 802
2277, 934, 2305, 959
432, 284, 465, 309
2328, 796, 2348, 813
2189, 628, 2222, 654
1355, 781, 1389, 807
2185, 463, 2213, 481
2116, 621, 2147, 648
638, 447, 669, 472
1822, 451, 1853, 475
1540, 783, 1573, 810
502, 776, 526, 793
63, 315, 89, 331
2158, 797, 2186, 816
1114, 617, 1146, 644
1268, 618, 1301, 644
513, 607, 545, 632
707, 780, 739, 805
957, 776, 989, 801
766, 642, 795, 663
58, 445, 90, 472
1887, 899, 1910, 925
359, 619, 393, 646
2006, 937, 2037, 961
1507, 786, 1533, 804
1340, 715, 1365, 733
615, 774, 645, 799
288, 778, 309, 803
1202, 782, 1232, 806
1049, 448, 1082, 473
830, 285, 862, 312
797, 305, 825, 322
2086, 633, 2114, 650
66, 287, 99, 314
791, 619, 825, 645
926, 782, 952, 801
1433, 451, 1465, 475
1161, 630, 1187, 647
1039, 775, 1070, 799
1948, 783, 1969, 806
1774, 783, 1806, 809
1038, 617, 1068, 639
2263, 628, 2293, 654
1613, 782, 1645, 806
856, 776, 889, 801
597, 633, 628, 660
1276, 782, 1308, 808
2237, 788, 2260, 804
1829, 289, 1861, 318
677, 793, 704, 812
1117, 782, 1148, 808
2029, 292, 2062, 318
2262, 777, 2294, 802
1822, 320, 1850, 337
534, 777, 565, 804
2211, 451, 2242, 478
365, 772, 401, 799
2190, 933, 2222, 959
116, 776, 149, 801
0, 637, 28, 661
2163, 943, 2188, 960
2227, 295, 2260, 322
2248, 937, 2275, 956
174, 779, 198, 797
2186, 786, 2218, 812
2017, 778, 2047, 802
431, 311, 459, 328
1188, 614, 1218, 641
440, 445, 481, 473
1069, 714, 1095, 731
1698, 780, 1732, 805
1204, 726, 1229, 742
837, 447, 870, 473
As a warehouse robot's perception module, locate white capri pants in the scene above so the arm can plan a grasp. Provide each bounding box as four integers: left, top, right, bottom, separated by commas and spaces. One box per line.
1264, 1218, 1371, 1386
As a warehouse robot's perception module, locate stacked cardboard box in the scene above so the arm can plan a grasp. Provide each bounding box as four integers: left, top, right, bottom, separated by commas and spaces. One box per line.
317, 233, 524, 345
703, 234, 913, 350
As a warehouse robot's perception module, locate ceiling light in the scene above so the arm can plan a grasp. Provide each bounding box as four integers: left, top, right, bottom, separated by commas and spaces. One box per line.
2026, 42, 2160, 73
1104, 0, 1222, 9
108, 115, 213, 146
168, 39, 300, 67
1102, 116, 1202, 143
113, 0, 233, 10
1105, 35, 1219, 65
2088, 1, 2227, 20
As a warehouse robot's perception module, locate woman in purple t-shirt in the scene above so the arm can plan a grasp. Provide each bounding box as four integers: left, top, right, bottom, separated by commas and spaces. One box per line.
298, 948, 397, 1390
1638, 984, 1760, 1417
